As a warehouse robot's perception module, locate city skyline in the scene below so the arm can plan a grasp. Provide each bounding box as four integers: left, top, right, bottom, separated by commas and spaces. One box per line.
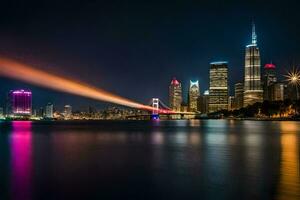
0, 1, 300, 109
0, 22, 298, 113
1, 2, 300, 200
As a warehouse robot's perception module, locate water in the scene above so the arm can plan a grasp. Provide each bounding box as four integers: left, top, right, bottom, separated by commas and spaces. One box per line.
0, 120, 299, 200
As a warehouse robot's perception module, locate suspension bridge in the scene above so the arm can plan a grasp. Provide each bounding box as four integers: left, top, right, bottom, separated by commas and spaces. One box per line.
126, 98, 196, 120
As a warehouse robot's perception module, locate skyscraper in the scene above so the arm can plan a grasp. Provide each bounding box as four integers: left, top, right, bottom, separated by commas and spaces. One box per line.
188, 80, 200, 112
7, 89, 32, 116
169, 78, 182, 112
64, 105, 72, 119
244, 23, 263, 107
198, 90, 209, 114
45, 103, 54, 118
269, 82, 285, 101
263, 63, 277, 101
234, 82, 244, 110
228, 96, 235, 111
209, 62, 228, 113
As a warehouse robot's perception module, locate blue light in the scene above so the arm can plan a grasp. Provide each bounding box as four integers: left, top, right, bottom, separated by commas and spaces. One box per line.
210, 61, 228, 65
151, 114, 160, 120
246, 44, 257, 48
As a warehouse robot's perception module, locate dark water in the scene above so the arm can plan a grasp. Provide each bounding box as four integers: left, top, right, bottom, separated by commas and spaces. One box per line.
0, 120, 299, 200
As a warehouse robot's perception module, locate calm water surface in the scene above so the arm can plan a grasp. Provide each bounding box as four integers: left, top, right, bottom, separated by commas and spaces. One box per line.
0, 120, 299, 200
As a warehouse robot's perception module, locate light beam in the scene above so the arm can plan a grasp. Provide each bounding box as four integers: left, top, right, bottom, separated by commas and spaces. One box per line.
0, 57, 174, 113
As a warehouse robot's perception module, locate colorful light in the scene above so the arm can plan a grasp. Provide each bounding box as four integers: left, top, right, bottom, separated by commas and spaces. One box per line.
170, 77, 180, 86
264, 63, 276, 69
10, 89, 32, 115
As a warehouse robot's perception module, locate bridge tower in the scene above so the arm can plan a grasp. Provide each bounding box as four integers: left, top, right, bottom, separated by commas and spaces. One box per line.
151, 98, 160, 120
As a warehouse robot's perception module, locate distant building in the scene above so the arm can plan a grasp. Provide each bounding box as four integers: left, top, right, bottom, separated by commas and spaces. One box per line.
32, 109, 37, 117
188, 80, 200, 112
64, 105, 72, 118
198, 90, 209, 114
169, 77, 182, 112
228, 96, 235, 111
263, 63, 277, 101
181, 102, 188, 112
269, 82, 285, 101
209, 62, 228, 113
0, 107, 3, 118
7, 89, 32, 116
244, 23, 263, 106
45, 103, 54, 118
284, 84, 298, 100
234, 82, 244, 110
37, 107, 44, 118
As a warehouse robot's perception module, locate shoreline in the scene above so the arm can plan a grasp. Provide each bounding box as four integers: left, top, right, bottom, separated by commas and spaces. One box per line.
1, 117, 300, 122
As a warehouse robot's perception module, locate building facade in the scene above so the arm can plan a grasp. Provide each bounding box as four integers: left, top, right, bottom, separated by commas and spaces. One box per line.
234, 82, 244, 110
269, 82, 285, 101
228, 96, 235, 111
198, 90, 209, 114
188, 80, 200, 112
64, 105, 72, 119
45, 103, 54, 118
244, 23, 263, 107
209, 62, 228, 113
7, 89, 32, 116
169, 77, 182, 112
263, 63, 277, 101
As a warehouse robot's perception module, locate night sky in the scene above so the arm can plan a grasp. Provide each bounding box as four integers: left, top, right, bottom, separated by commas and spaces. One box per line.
0, 0, 300, 111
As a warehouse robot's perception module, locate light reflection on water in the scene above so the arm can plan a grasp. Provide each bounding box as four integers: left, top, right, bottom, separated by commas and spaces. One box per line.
277, 122, 300, 200
0, 120, 299, 199
10, 121, 32, 200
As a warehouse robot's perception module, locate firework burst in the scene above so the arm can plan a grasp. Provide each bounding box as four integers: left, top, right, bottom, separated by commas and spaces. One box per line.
284, 67, 300, 86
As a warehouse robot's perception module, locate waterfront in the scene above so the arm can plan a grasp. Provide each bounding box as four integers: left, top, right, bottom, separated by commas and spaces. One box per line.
0, 120, 299, 200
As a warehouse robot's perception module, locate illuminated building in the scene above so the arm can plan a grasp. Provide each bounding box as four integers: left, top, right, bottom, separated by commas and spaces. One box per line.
244, 23, 263, 107
181, 102, 188, 112
7, 89, 32, 116
198, 90, 209, 114
169, 77, 182, 112
269, 82, 285, 101
234, 82, 244, 109
188, 80, 200, 112
45, 103, 54, 118
64, 105, 72, 119
263, 63, 277, 101
228, 96, 235, 111
209, 62, 228, 112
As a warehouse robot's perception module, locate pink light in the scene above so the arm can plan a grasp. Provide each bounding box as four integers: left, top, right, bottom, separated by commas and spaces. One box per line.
12, 90, 32, 94
14, 110, 31, 114
11, 121, 32, 200
171, 77, 180, 85
265, 63, 276, 69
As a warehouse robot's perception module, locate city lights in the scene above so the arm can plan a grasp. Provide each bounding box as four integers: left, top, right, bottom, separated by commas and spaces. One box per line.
285, 68, 300, 99
285, 68, 300, 85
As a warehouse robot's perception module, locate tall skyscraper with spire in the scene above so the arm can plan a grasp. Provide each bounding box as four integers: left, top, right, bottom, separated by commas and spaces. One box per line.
169, 77, 182, 112
188, 80, 200, 112
243, 23, 263, 107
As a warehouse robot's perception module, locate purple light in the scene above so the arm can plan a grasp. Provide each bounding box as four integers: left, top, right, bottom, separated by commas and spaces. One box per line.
10, 90, 32, 115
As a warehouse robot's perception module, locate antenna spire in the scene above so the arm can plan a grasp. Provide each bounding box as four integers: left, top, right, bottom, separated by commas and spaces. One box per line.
252, 22, 257, 44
